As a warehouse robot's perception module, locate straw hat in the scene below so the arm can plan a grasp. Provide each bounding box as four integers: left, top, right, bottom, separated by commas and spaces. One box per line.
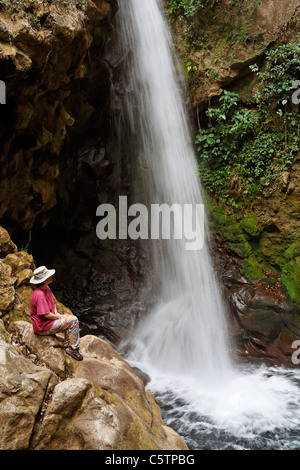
30, 266, 55, 284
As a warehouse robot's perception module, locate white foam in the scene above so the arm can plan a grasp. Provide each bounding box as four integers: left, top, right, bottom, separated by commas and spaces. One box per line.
136, 362, 300, 447
114, 0, 300, 450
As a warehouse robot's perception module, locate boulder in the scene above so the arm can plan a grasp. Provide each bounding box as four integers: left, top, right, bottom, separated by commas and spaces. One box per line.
231, 285, 283, 340
3, 251, 35, 288
0, 227, 17, 258
64, 334, 188, 450
3, 251, 35, 272
0, 321, 57, 450
0, 261, 15, 316
0, 1, 117, 230
0, 319, 188, 450
9, 321, 66, 377
15, 285, 34, 320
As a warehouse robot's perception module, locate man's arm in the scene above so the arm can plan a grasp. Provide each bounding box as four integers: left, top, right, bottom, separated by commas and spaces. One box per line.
44, 312, 61, 320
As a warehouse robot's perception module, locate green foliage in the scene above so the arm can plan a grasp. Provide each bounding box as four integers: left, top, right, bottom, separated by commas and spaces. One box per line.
30, 13, 41, 29
250, 40, 300, 107
167, 0, 264, 56
185, 60, 197, 73
196, 40, 300, 209
167, 0, 220, 20
0, 0, 88, 13
20, 230, 32, 253
282, 257, 300, 302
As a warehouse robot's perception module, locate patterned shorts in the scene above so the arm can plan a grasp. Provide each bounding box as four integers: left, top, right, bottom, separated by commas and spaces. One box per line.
40, 314, 80, 350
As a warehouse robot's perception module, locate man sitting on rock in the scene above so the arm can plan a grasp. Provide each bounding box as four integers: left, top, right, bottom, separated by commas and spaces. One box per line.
30, 266, 83, 361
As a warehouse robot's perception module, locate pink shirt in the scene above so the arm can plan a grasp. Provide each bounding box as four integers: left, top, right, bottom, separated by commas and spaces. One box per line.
30, 286, 56, 334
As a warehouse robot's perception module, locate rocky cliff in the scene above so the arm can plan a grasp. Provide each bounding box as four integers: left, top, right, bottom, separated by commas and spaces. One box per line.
0, 0, 147, 341
0, 226, 188, 450
0, 0, 116, 229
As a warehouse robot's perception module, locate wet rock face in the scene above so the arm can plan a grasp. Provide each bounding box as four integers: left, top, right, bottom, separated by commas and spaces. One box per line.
0, 1, 143, 341
211, 234, 300, 368
0, 0, 152, 349
0, 1, 117, 232
205, 153, 300, 366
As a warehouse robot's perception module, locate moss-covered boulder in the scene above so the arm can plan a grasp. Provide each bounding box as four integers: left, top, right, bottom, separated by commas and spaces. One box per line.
282, 256, 300, 302
240, 255, 264, 280
240, 214, 263, 239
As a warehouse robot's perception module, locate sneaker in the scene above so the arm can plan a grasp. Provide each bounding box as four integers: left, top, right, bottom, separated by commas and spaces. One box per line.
65, 347, 83, 361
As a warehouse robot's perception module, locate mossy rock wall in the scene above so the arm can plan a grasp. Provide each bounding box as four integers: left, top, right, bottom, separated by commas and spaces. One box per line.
209, 203, 299, 295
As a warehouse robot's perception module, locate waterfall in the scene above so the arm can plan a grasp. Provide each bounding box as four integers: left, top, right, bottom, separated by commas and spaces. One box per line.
113, 0, 232, 378
108, 0, 300, 450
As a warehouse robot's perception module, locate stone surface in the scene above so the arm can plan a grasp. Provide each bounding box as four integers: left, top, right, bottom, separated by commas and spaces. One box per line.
210, 233, 300, 367
0, 227, 17, 258
0, 261, 15, 316
180, 0, 300, 107
0, 318, 188, 451
0, 321, 56, 450
0, 0, 117, 230
9, 321, 66, 377
0, 1, 299, 443
0, 226, 188, 450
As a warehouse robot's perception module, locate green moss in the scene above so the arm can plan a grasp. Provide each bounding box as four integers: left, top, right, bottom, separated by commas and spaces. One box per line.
228, 235, 252, 258
260, 233, 288, 268
284, 243, 300, 262
207, 201, 300, 294
241, 255, 264, 280
281, 257, 300, 302
240, 214, 262, 238
210, 208, 227, 227
222, 223, 242, 243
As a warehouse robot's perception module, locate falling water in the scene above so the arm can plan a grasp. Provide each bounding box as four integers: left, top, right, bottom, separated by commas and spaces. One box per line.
115, 0, 231, 378
111, 0, 300, 450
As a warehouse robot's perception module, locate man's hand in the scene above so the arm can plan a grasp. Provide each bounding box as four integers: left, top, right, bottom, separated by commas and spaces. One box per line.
45, 312, 62, 320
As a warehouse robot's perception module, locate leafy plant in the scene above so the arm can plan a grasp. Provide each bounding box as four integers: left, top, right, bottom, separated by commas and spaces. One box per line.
185, 61, 197, 73
167, 0, 220, 20
250, 40, 300, 107
21, 230, 32, 253
30, 13, 41, 29
196, 39, 300, 209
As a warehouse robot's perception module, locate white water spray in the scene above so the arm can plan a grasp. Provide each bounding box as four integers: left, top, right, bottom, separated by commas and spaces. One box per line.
113, 0, 300, 449
116, 0, 231, 378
